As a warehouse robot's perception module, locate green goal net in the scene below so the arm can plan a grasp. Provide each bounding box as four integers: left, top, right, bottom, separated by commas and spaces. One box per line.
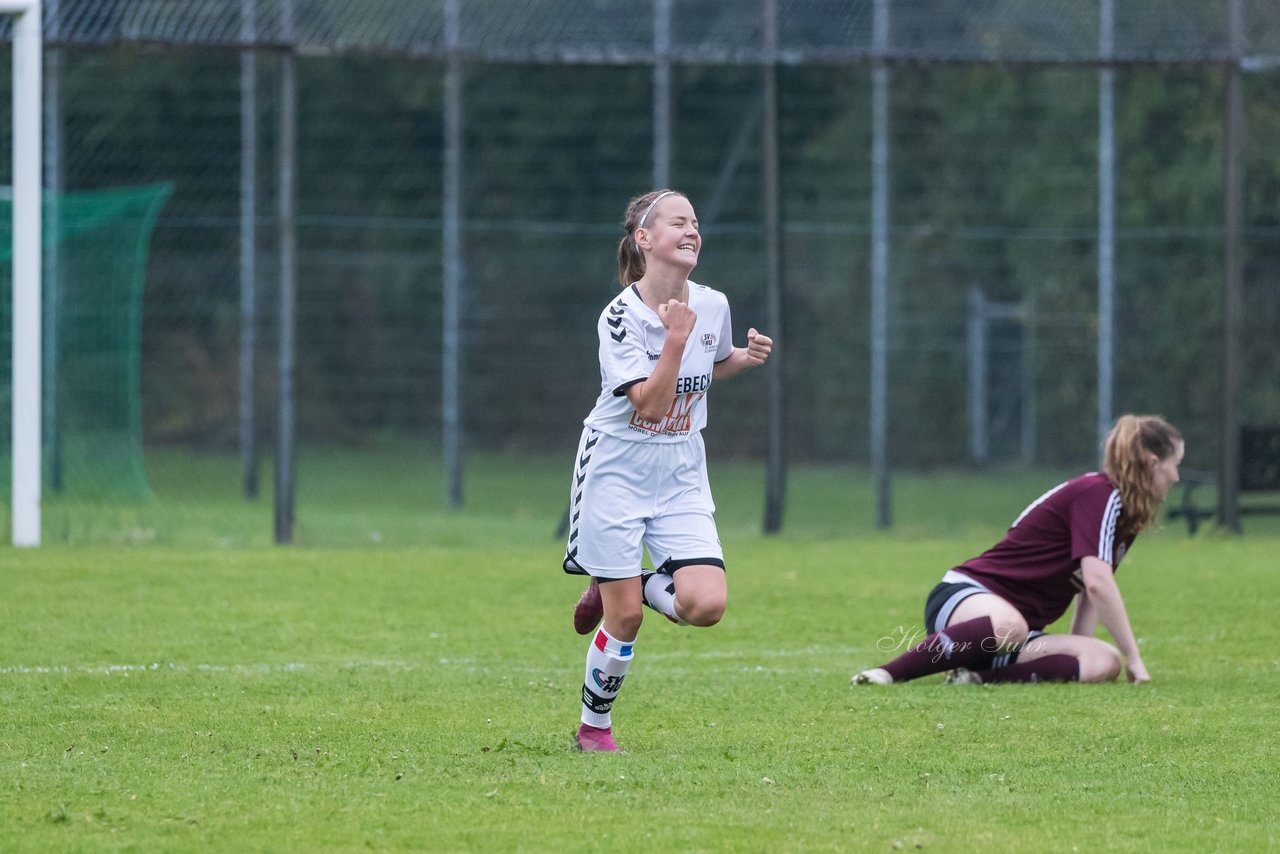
2, 182, 171, 500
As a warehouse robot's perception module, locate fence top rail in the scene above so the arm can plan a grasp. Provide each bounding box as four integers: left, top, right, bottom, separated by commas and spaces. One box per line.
6, 0, 1280, 66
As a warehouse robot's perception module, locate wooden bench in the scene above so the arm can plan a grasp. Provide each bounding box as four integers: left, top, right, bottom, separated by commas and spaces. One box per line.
1168, 426, 1280, 534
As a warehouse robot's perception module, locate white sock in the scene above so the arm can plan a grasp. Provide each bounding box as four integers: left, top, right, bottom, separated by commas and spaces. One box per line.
642, 570, 687, 625
581, 627, 634, 729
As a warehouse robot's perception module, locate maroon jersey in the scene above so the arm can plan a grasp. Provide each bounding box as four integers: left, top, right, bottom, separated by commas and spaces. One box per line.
957, 472, 1134, 630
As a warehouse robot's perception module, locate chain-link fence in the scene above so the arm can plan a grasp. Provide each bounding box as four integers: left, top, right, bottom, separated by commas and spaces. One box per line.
4, 1, 1280, 541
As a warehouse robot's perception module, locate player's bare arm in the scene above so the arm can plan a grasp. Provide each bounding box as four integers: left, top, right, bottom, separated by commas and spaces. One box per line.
627, 299, 695, 423
713, 328, 773, 381
1069, 590, 1098, 637
1079, 556, 1149, 683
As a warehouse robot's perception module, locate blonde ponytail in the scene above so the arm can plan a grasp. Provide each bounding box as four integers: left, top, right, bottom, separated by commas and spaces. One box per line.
1103, 414, 1182, 538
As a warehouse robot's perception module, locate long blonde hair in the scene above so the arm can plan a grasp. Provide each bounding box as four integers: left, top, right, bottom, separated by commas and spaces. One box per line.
616, 189, 685, 287
1103, 414, 1182, 538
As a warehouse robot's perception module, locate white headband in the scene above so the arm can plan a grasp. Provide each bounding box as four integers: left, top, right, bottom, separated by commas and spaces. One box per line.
637, 191, 676, 229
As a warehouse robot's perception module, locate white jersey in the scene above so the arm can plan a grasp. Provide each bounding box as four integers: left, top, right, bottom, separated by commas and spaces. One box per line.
583, 282, 735, 443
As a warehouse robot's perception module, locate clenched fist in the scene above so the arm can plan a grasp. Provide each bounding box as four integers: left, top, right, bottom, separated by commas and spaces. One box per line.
744, 327, 773, 366
658, 299, 697, 340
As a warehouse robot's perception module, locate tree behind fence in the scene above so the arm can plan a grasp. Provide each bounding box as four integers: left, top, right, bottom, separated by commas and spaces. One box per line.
1, 1, 1278, 520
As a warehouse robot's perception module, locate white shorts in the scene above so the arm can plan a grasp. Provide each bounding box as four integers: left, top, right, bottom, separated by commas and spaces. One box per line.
562, 428, 724, 580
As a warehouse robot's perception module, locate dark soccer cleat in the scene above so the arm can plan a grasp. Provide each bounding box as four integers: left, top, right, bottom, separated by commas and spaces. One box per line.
574, 723, 620, 752
573, 579, 603, 635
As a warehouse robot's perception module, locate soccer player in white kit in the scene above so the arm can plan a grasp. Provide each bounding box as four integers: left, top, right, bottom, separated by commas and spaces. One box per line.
562, 189, 773, 752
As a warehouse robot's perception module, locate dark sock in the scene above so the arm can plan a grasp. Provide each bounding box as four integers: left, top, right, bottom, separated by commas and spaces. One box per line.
881, 616, 998, 682
977, 653, 1079, 684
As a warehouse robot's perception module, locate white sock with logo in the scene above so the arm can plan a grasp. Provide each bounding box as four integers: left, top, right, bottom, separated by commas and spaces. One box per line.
581, 627, 634, 729
641, 570, 687, 625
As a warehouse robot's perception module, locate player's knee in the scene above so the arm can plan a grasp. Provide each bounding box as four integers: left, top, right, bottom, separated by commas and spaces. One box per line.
1078, 646, 1122, 683
680, 596, 726, 627
990, 614, 1030, 650
605, 606, 644, 639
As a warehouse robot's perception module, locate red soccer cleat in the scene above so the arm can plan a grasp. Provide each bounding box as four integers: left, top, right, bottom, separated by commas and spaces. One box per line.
574, 723, 620, 752
573, 579, 603, 635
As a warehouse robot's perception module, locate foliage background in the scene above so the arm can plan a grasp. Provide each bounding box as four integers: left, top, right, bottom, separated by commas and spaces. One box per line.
2, 1, 1279, 528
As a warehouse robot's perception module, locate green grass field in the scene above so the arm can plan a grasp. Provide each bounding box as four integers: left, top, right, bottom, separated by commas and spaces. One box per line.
2, 448, 1278, 851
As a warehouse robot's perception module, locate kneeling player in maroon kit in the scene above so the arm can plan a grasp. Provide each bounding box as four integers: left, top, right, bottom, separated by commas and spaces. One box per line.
854, 414, 1183, 686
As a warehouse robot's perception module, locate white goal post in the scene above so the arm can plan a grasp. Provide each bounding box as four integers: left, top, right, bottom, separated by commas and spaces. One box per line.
4, 0, 42, 547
